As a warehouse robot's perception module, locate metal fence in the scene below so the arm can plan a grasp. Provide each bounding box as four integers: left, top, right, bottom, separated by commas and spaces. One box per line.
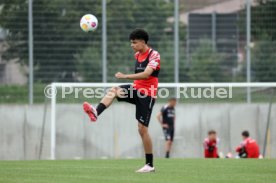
0, 0, 275, 103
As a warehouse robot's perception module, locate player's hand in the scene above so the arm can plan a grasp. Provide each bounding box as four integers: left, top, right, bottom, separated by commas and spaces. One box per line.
162, 124, 169, 129
115, 72, 127, 79
208, 146, 214, 152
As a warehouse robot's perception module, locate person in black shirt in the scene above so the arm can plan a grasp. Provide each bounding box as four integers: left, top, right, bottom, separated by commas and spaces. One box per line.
156, 98, 176, 158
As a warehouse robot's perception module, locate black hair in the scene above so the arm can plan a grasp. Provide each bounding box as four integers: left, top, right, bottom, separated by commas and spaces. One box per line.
208, 130, 217, 135
242, 130, 250, 137
129, 28, 149, 43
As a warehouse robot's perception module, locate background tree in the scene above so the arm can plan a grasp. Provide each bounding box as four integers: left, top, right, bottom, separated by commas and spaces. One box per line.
0, 0, 174, 83
239, 0, 276, 82
187, 40, 228, 82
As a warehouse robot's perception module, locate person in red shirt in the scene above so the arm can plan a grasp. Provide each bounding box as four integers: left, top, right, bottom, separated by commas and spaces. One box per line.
203, 130, 219, 158
83, 29, 160, 173
236, 131, 259, 158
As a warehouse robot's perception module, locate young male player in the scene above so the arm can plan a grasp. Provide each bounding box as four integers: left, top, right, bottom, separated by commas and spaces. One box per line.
83, 29, 160, 173
236, 130, 259, 158
156, 98, 176, 158
203, 130, 219, 158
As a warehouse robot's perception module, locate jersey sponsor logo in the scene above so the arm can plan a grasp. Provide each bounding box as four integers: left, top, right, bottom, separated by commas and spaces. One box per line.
167, 109, 175, 117
136, 64, 146, 71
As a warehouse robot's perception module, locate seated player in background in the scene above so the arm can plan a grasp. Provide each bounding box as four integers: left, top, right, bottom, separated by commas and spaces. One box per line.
203, 130, 219, 158
236, 130, 259, 158
156, 98, 176, 158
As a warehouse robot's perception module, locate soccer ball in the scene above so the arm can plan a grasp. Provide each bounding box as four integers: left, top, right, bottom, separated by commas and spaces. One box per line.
80, 14, 98, 32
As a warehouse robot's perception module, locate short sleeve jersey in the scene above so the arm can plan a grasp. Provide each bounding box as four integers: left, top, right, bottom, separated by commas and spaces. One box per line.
160, 104, 175, 127
133, 48, 160, 97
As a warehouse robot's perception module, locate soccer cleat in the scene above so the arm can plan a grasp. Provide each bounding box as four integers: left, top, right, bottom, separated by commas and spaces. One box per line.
135, 164, 155, 173
83, 102, 97, 122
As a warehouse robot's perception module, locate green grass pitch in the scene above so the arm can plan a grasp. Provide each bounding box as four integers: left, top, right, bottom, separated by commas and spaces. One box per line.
0, 159, 275, 183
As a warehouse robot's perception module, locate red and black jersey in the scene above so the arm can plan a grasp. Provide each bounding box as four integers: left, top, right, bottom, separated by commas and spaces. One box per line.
236, 138, 259, 158
133, 48, 160, 97
203, 138, 219, 158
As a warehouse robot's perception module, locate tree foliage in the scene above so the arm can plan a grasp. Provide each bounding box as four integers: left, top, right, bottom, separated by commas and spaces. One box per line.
250, 0, 276, 81
0, 0, 173, 82
187, 40, 228, 82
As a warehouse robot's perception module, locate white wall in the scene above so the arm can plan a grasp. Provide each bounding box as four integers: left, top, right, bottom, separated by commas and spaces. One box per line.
0, 103, 275, 160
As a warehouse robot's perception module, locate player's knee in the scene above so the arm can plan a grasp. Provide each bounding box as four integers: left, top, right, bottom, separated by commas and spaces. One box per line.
111, 87, 119, 94
138, 124, 148, 136
107, 87, 119, 98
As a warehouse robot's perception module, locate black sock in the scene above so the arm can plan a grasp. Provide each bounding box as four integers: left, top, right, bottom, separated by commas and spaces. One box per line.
165, 151, 170, 158
145, 154, 153, 167
96, 103, 106, 116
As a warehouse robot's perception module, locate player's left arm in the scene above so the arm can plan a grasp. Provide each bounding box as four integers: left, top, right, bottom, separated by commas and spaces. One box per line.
115, 66, 154, 80
203, 139, 209, 149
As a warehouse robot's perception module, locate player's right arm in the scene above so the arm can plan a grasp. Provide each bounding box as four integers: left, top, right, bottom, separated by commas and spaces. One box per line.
203, 139, 214, 152
236, 140, 246, 152
203, 139, 208, 149
156, 112, 162, 124
156, 110, 168, 128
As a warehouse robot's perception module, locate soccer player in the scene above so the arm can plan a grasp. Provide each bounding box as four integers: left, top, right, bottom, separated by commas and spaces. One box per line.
236, 130, 259, 158
203, 130, 219, 158
156, 98, 176, 158
83, 29, 160, 173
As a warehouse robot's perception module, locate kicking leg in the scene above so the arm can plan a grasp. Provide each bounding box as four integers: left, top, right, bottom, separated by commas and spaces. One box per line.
99, 87, 125, 108
83, 86, 124, 121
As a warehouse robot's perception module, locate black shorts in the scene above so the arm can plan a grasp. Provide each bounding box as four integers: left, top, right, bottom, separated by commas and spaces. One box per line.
163, 127, 174, 141
116, 84, 155, 127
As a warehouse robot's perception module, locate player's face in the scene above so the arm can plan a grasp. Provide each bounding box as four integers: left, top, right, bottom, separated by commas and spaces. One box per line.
169, 100, 177, 107
130, 39, 145, 52
209, 134, 216, 140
